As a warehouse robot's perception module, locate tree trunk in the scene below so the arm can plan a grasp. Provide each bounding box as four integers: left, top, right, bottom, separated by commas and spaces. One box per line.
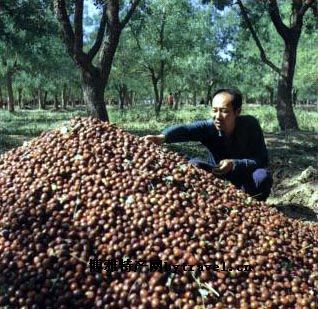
119, 93, 124, 110
127, 91, 132, 107
70, 97, 75, 108
174, 92, 181, 111
173, 95, 178, 111
269, 88, 274, 106
151, 75, 160, 115
118, 83, 128, 110
62, 84, 67, 109
124, 88, 130, 107
129, 91, 135, 106
292, 87, 298, 107
154, 10, 166, 116
0, 86, 4, 109
18, 87, 23, 109
180, 92, 184, 107
6, 72, 14, 113
193, 91, 197, 106
235, 0, 313, 131
158, 65, 165, 112
275, 42, 299, 130
54, 0, 141, 121
205, 84, 212, 106
43, 91, 48, 109
38, 90, 45, 109
82, 74, 108, 122
151, 71, 165, 116
54, 95, 59, 110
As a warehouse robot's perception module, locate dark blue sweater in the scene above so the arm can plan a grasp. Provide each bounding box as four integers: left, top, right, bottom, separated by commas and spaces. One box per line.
162, 115, 269, 172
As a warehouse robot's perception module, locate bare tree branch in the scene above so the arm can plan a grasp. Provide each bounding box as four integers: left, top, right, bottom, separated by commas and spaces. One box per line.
54, 0, 95, 73
237, 0, 281, 74
106, 0, 120, 27
0, 3, 15, 16
98, 0, 122, 78
88, 4, 108, 61
96, 0, 139, 83
312, 1, 318, 16
159, 10, 166, 49
149, 66, 159, 85
130, 25, 154, 72
120, 0, 142, 30
54, 0, 75, 56
74, 0, 84, 52
158, 10, 166, 81
296, 0, 315, 23
267, 0, 290, 41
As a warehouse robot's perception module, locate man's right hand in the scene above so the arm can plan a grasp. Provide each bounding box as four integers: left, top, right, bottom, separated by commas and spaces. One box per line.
143, 134, 165, 145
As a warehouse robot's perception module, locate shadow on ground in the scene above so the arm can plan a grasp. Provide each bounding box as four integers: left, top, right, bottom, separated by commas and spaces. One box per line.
274, 203, 318, 222
0, 134, 30, 155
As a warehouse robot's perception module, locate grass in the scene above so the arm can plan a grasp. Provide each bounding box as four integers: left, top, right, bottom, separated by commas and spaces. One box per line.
110, 103, 318, 134
0, 109, 87, 136
0, 103, 317, 156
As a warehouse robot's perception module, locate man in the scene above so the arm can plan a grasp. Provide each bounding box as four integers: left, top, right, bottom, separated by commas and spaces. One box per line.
144, 88, 273, 201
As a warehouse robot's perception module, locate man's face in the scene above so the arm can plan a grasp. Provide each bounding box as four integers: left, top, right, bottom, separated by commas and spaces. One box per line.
211, 92, 240, 136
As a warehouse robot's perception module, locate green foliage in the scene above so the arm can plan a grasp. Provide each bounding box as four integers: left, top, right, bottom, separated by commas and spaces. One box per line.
0, 0, 54, 43
294, 14, 318, 100
0, 0, 316, 111
129, 0, 197, 73
0, 0, 81, 105
106, 0, 222, 105
210, 0, 318, 104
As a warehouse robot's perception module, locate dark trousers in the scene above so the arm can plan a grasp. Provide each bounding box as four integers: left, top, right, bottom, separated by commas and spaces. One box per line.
189, 157, 273, 201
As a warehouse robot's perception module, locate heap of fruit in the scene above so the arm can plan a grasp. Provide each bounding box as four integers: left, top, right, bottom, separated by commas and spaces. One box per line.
0, 117, 317, 308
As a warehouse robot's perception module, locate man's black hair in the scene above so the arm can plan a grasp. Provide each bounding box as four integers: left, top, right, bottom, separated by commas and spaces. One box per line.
212, 88, 242, 111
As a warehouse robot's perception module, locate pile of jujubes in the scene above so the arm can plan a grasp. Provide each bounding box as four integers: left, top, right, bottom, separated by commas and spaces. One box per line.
0, 117, 317, 308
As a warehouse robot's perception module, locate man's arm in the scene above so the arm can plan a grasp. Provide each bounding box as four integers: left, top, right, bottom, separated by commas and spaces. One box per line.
143, 120, 213, 145
162, 120, 213, 143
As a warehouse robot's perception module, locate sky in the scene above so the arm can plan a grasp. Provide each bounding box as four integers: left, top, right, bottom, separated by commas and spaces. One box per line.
85, 0, 99, 16
83, 1, 100, 36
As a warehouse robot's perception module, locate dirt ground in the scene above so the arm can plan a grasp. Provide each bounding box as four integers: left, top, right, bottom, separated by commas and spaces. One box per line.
265, 131, 318, 222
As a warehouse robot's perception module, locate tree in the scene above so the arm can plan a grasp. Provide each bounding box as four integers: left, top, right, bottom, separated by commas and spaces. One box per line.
164, 4, 221, 108
0, 0, 58, 112
216, 7, 280, 105
54, 0, 141, 121
294, 13, 318, 102
129, 0, 207, 115
0, 52, 18, 112
108, 30, 146, 109
205, 0, 317, 130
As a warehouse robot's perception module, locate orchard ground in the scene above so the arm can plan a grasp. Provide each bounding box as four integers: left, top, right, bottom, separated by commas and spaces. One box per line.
0, 103, 317, 221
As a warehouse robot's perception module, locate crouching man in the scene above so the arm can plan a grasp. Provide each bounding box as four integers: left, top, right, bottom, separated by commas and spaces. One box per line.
144, 88, 273, 201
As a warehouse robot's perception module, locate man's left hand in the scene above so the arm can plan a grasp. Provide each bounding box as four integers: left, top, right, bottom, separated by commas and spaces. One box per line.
213, 159, 234, 175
